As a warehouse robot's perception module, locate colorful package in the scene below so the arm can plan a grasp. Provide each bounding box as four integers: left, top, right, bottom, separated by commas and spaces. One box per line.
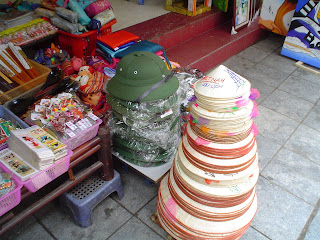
85, 0, 111, 17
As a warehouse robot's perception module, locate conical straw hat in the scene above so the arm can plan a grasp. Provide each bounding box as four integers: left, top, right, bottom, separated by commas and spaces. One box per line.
157, 173, 258, 235
166, 170, 257, 220
174, 154, 259, 198
194, 65, 251, 100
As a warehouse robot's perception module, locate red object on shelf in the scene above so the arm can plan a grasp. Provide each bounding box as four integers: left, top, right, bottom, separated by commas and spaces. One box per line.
58, 19, 116, 58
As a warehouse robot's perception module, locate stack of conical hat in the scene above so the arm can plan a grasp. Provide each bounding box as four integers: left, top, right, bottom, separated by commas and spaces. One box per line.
156, 65, 260, 240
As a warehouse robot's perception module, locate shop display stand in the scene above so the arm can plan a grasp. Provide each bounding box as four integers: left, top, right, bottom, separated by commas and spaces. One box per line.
0, 125, 114, 235
295, 61, 320, 75
113, 153, 174, 184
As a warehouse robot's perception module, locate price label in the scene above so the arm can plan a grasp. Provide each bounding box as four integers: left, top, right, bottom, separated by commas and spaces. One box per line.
83, 118, 92, 127
66, 121, 77, 131
160, 109, 173, 118
88, 112, 99, 121
76, 121, 87, 131
65, 128, 76, 137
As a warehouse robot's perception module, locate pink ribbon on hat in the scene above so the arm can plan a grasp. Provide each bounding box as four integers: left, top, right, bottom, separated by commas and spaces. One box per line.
235, 98, 249, 108
195, 137, 211, 145
250, 106, 259, 119
165, 197, 177, 222
250, 89, 260, 100
250, 122, 259, 136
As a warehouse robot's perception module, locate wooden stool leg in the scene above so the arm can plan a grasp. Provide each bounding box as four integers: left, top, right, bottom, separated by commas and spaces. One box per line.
98, 126, 114, 181
68, 169, 75, 181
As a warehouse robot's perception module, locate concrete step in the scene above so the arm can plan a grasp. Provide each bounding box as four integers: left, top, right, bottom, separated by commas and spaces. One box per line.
166, 18, 266, 73
123, 9, 267, 73
123, 9, 231, 49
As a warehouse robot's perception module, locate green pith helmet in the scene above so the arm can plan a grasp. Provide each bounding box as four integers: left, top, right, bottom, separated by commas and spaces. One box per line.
107, 51, 179, 103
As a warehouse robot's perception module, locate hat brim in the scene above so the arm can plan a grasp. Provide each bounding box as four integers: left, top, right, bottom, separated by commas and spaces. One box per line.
107, 74, 179, 102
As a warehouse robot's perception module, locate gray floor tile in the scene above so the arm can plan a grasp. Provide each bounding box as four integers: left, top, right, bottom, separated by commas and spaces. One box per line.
253, 36, 285, 53
237, 46, 271, 63
241, 226, 270, 240
254, 105, 299, 145
256, 135, 281, 171
108, 217, 164, 240
291, 67, 320, 85
12, 221, 54, 240
303, 101, 320, 132
110, 168, 159, 214
258, 53, 297, 75
305, 207, 320, 240
261, 148, 320, 205
221, 55, 256, 77
136, 196, 168, 239
278, 75, 320, 103
241, 63, 290, 88
0, 215, 37, 240
251, 177, 314, 240
245, 77, 275, 104
36, 198, 132, 240
261, 89, 314, 121
285, 124, 320, 165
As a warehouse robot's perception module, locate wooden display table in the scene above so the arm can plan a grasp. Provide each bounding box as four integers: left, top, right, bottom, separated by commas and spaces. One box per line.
0, 126, 114, 235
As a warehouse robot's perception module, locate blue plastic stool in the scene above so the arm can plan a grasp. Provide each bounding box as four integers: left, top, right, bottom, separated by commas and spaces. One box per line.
59, 170, 124, 228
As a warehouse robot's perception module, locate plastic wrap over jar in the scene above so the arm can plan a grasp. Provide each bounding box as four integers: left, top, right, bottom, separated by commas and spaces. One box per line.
108, 115, 181, 149
108, 93, 179, 114
111, 106, 180, 130
112, 132, 180, 167
107, 93, 179, 122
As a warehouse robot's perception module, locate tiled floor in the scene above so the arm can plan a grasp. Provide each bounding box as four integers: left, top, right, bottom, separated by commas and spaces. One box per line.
2, 34, 320, 240
109, 0, 169, 32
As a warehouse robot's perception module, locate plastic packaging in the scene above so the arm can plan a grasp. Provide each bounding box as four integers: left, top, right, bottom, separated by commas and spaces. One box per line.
107, 70, 200, 166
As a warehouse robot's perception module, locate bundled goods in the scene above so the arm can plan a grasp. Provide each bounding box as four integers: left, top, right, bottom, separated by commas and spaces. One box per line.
7, 125, 67, 171
107, 51, 184, 167
157, 65, 260, 239
0, 42, 41, 90
26, 92, 101, 143
34, 0, 116, 34
0, 18, 58, 46
0, 167, 16, 196
0, 11, 36, 29
0, 148, 38, 181
96, 30, 140, 64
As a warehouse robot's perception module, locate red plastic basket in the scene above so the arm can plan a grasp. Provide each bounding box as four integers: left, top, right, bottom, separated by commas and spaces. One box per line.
58, 19, 116, 57
0, 163, 22, 217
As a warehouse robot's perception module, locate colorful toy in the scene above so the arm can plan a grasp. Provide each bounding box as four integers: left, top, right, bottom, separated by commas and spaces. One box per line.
34, 43, 70, 67
74, 65, 107, 110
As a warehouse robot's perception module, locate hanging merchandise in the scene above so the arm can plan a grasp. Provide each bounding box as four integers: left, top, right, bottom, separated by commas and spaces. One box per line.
156, 65, 260, 239
107, 51, 184, 167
